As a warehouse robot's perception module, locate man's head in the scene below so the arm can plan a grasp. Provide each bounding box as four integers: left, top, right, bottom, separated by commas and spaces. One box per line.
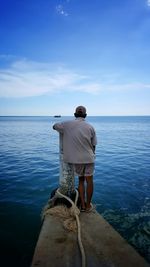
74, 106, 87, 118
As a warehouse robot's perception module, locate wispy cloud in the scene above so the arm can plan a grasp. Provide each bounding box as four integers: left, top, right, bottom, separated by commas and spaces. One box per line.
147, 0, 150, 6
105, 83, 150, 91
56, 4, 69, 17
0, 54, 16, 60
0, 59, 101, 97
0, 58, 149, 98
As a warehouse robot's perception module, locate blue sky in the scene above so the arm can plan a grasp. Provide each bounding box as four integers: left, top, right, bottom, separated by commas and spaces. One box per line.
0, 0, 150, 116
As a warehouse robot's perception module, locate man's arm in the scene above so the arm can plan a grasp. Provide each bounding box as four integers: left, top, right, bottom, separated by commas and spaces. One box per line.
91, 128, 97, 150
93, 145, 96, 153
53, 123, 64, 133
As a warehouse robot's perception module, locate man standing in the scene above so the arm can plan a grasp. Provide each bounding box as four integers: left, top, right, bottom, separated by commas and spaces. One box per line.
53, 106, 97, 212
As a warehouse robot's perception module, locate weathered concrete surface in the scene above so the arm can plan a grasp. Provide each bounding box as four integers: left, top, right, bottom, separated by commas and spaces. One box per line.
31, 208, 150, 267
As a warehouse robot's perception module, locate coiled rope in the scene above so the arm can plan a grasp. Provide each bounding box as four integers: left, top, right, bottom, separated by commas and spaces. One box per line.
56, 188, 86, 267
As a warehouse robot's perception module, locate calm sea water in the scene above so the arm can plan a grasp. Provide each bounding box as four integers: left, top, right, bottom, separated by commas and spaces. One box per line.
0, 116, 150, 266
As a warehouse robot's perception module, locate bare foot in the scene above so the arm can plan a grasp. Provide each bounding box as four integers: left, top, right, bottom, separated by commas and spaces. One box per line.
86, 203, 94, 212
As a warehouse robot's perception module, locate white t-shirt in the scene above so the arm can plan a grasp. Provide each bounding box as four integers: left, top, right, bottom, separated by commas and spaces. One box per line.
53, 118, 97, 164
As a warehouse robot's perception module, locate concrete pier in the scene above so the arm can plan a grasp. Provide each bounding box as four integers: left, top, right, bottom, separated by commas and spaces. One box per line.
31, 208, 150, 267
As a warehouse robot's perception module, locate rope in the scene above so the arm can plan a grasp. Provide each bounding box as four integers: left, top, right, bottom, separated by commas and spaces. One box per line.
56, 188, 86, 267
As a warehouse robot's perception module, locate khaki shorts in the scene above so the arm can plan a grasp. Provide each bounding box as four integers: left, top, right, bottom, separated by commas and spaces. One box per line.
71, 163, 94, 177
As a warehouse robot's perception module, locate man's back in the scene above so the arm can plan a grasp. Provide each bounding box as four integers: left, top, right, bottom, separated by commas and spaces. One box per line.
53, 118, 97, 164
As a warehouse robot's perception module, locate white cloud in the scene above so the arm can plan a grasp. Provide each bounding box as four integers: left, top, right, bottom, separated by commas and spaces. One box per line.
56, 4, 69, 17
106, 83, 150, 91
0, 54, 17, 60
147, 0, 150, 6
0, 59, 102, 97
0, 59, 150, 98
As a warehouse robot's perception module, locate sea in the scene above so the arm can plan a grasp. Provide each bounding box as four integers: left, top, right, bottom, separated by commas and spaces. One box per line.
0, 116, 150, 267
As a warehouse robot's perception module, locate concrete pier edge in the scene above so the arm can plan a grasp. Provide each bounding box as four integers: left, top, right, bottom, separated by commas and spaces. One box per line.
31, 207, 150, 267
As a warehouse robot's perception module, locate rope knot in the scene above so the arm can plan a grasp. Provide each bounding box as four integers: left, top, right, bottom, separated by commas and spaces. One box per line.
70, 206, 80, 217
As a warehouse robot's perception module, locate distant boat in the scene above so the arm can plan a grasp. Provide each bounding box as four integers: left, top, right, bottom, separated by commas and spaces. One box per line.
54, 115, 61, 118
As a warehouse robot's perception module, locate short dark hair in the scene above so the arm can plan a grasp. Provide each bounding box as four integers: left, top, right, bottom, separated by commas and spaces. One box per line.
74, 112, 86, 118
74, 106, 87, 118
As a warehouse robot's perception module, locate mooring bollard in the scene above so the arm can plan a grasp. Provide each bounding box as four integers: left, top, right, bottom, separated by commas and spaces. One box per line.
59, 133, 75, 196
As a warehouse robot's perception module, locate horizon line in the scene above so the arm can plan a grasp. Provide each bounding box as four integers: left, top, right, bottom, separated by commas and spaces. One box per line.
0, 115, 150, 117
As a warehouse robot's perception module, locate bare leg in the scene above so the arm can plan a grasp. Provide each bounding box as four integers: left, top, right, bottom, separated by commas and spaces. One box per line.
85, 175, 93, 209
78, 176, 86, 209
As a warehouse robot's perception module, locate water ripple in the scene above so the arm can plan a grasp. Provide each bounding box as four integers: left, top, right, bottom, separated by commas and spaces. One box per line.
0, 116, 150, 265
